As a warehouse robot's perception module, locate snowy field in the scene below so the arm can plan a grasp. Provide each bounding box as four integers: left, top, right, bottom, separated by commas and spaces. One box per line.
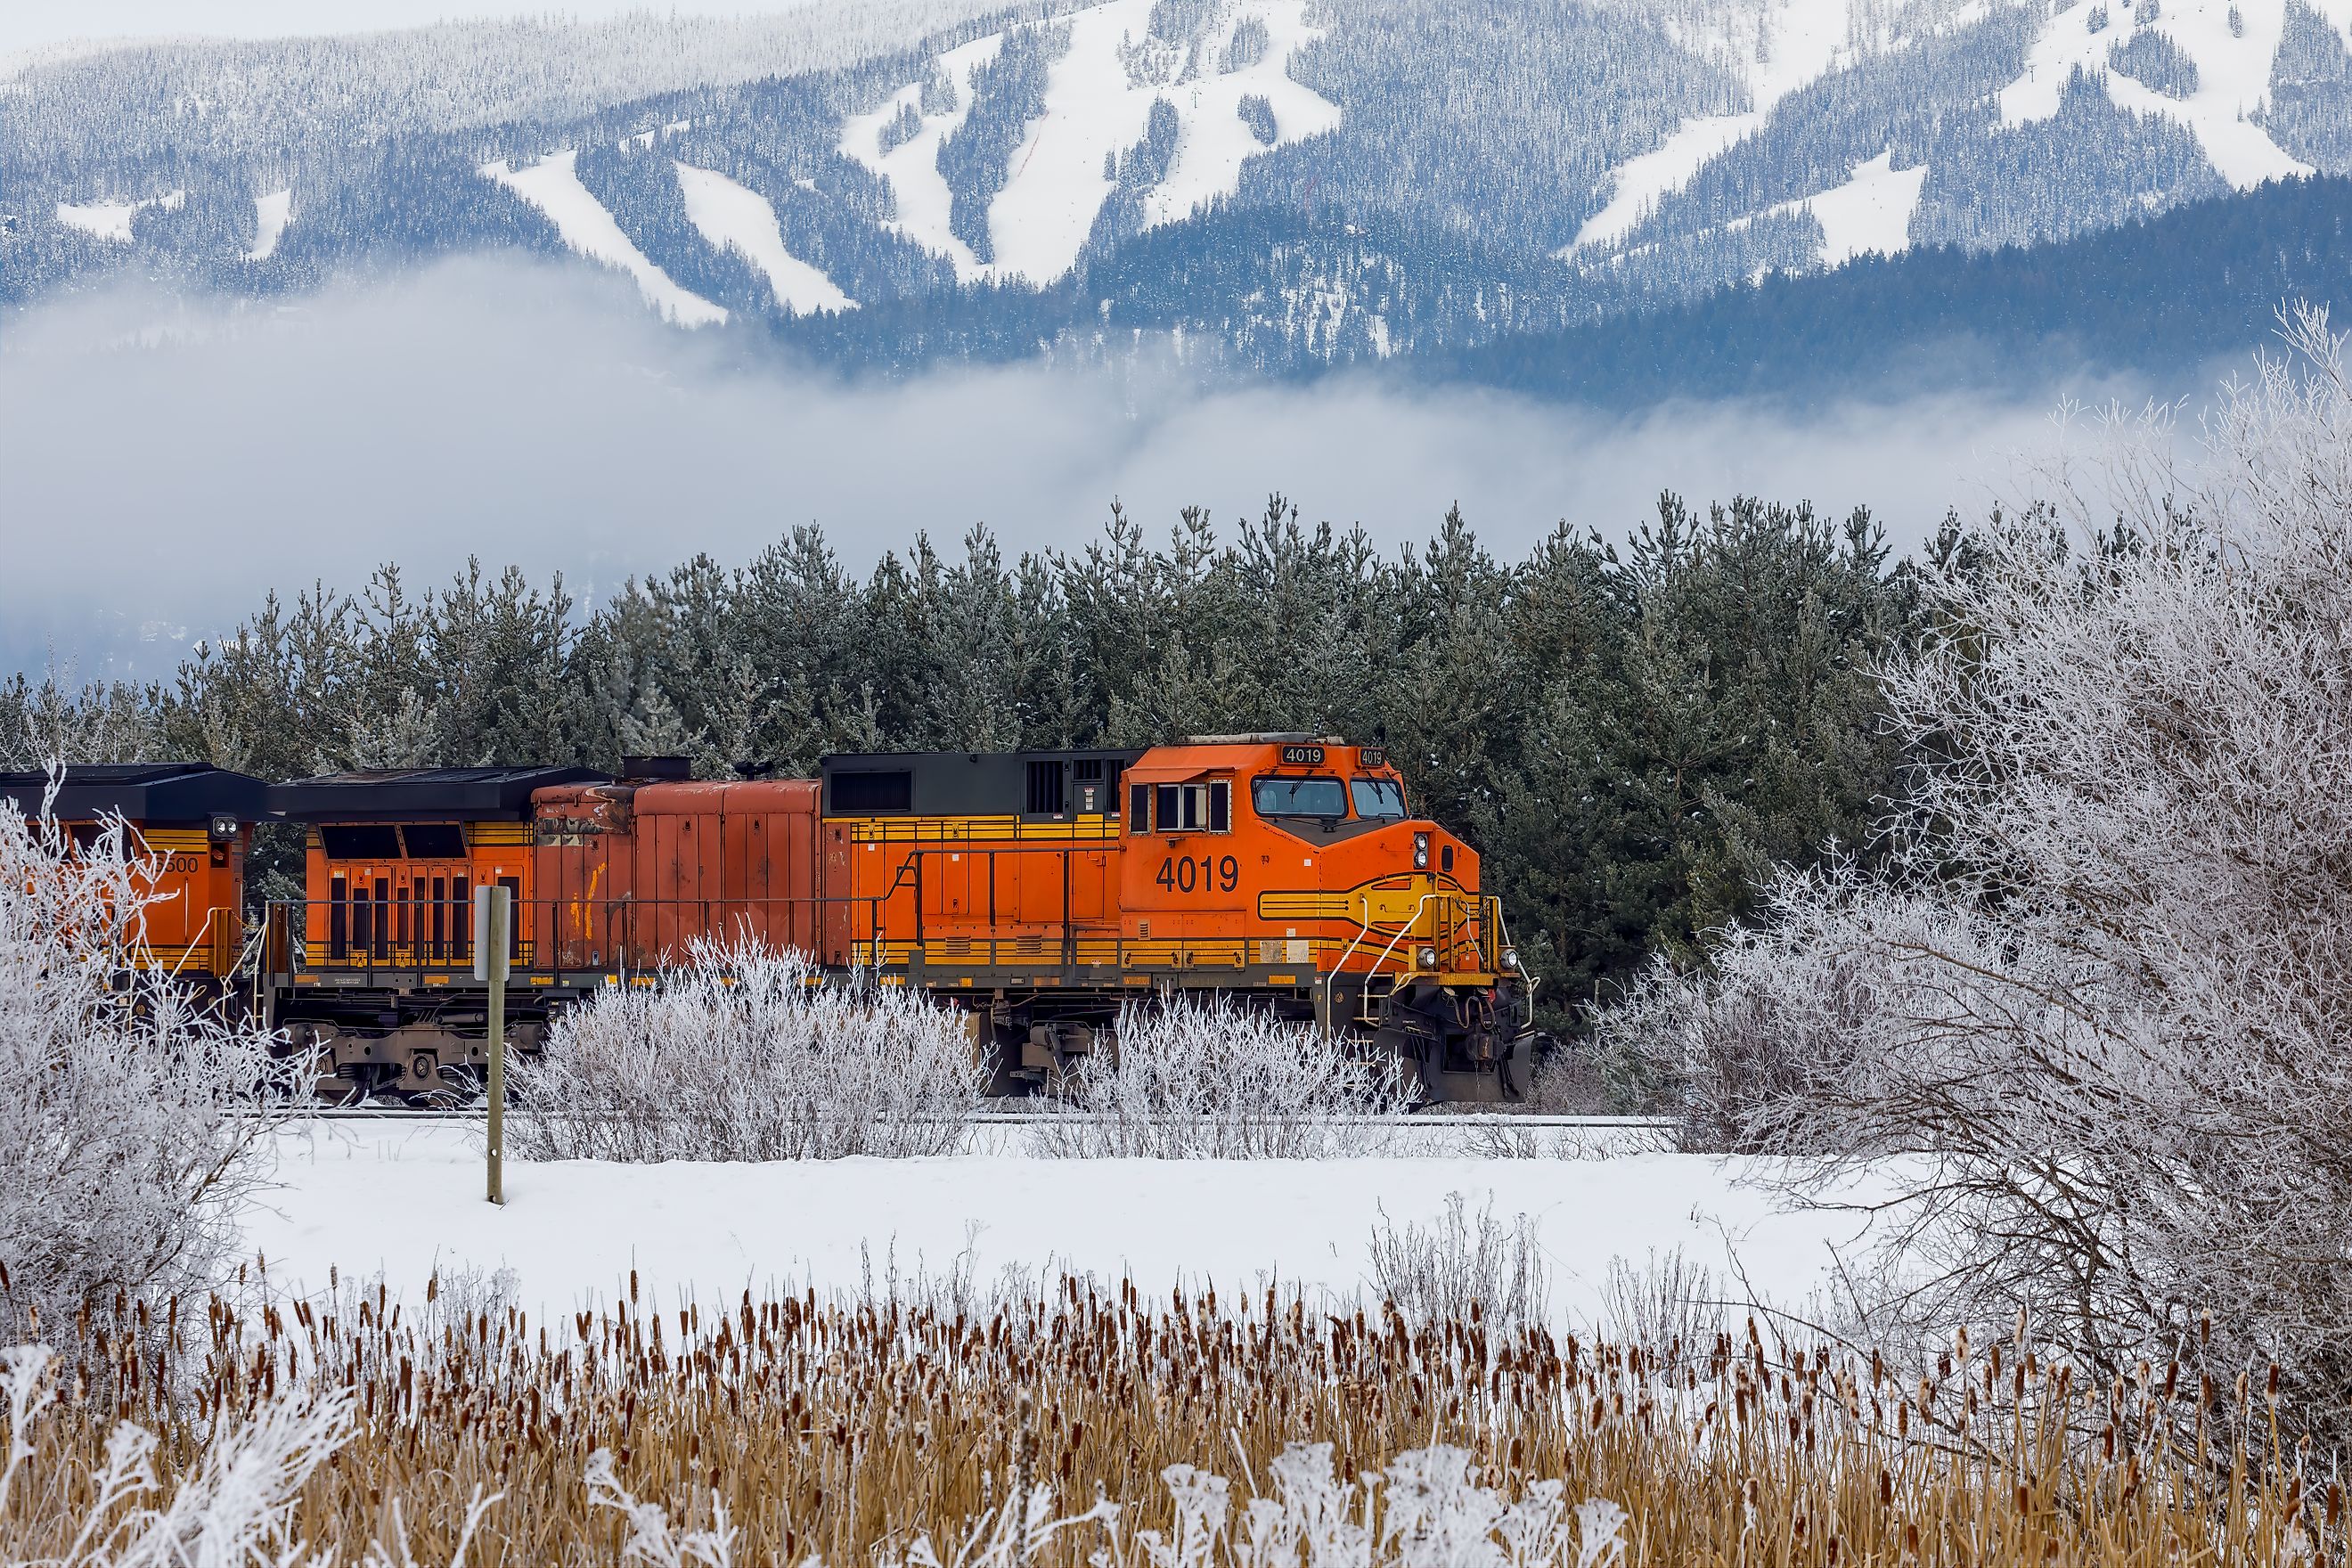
237, 1123, 1891, 1327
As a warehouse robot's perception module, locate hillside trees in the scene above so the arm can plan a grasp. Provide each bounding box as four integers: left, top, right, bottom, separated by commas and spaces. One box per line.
4, 491, 1916, 1032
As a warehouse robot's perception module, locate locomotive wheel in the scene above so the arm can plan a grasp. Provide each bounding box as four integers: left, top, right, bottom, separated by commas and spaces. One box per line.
980, 1019, 1035, 1098
427, 1063, 487, 1107
331, 1062, 395, 1106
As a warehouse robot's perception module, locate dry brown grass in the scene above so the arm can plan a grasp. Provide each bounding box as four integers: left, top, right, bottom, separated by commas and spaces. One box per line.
2, 1273, 2340, 1567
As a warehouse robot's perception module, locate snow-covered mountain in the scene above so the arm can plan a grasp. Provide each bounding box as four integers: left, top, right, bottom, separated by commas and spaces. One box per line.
3, 0, 2348, 375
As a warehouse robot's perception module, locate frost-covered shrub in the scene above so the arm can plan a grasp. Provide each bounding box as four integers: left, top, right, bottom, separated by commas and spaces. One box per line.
1108, 1443, 1624, 1568
1596, 1248, 1723, 1365
509, 939, 984, 1162
1364, 1193, 1551, 1332
0, 793, 309, 1343
1025, 999, 1408, 1158
1593, 307, 2352, 1438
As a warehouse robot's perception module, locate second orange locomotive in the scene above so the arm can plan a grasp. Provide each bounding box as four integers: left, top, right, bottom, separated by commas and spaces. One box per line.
264, 735, 1535, 1101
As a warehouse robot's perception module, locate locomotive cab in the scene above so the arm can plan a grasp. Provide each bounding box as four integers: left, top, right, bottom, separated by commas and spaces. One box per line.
1124, 736, 1531, 1100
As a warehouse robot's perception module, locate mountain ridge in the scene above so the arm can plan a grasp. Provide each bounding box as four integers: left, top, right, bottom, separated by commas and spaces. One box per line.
4, 0, 2348, 383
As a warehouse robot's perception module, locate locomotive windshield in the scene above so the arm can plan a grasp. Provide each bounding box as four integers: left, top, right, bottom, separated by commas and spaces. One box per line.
1351, 778, 1406, 819
1253, 776, 1347, 818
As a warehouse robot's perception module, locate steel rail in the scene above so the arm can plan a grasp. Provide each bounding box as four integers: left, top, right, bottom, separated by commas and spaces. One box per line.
273, 1107, 1672, 1129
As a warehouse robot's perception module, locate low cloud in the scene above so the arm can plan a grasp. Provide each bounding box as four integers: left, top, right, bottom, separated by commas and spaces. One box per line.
0, 255, 2175, 676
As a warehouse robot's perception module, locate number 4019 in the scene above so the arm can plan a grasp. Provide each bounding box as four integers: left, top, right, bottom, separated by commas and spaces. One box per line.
1156, 854, 1239, 894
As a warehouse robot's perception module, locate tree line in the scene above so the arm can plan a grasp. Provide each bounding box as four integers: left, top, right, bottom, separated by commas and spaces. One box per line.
3, 494, 1926, 1029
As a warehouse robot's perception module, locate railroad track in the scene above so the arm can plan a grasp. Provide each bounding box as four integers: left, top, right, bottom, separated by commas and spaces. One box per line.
282, 1107, 1671, 1129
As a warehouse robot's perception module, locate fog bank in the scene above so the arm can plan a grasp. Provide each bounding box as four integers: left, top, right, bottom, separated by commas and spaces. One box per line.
0, 257, 2160, 677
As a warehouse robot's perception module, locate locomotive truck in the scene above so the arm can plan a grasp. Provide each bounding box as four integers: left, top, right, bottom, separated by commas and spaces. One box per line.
16, 738, 1539, 1102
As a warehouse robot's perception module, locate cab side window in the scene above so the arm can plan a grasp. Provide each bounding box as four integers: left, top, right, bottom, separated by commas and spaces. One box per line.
1151, 780, 1231, 832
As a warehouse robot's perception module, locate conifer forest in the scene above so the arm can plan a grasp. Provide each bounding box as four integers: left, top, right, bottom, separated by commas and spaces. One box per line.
4, 494, 1915, 1036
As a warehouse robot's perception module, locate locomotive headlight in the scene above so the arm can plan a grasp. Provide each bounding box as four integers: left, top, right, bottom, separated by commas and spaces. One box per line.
1413, 832, 1430, 870
1500, 946, 1521, 973
1416, 944, 1438, 970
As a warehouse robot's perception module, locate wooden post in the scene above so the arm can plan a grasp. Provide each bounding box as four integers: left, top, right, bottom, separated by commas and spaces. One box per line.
475, 884, 512, 1206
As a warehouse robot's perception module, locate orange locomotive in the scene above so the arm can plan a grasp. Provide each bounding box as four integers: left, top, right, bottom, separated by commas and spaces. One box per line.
263, 764, 603, 1098
261, 738, 1535, 1102
0, 763, 266, 992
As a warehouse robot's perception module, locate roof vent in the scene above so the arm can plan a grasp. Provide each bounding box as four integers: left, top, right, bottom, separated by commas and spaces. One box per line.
1183, 731, 1334, 746
620, 755, 692, 781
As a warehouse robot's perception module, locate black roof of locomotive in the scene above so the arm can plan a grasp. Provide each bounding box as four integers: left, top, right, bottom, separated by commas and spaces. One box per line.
0, 763, 271, 825
268, 766, 608, 823
820, 747, 1146, 817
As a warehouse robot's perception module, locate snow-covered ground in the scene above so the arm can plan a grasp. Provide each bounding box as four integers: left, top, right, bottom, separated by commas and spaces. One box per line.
245, 188, 292, 261
1572, 0, 1866, 257
838, 31, 1005, 279
1568, 112, 1760, 252
674, 161, 855, 314
987, 0, 1167, 284
841, 0, 1340, 287
53, 187, 182, 242
1136, 0, 1341, 227
239, 1123, 1891, 1328
1717, 149, 1927, 262
480, 150, 729, 326
1573, 0, 2339, 265
1662, 0, 1858, 113
1807, 151, 1928, 263
1998, 0, 2312, 188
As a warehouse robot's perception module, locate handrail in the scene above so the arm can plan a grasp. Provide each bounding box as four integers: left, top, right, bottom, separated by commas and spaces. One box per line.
1365, 892, 1440, 984
267, 885, 1507, 992
267, 893, 895, 980
1321, 890, 1434, 1038
165, 903, 229, 980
